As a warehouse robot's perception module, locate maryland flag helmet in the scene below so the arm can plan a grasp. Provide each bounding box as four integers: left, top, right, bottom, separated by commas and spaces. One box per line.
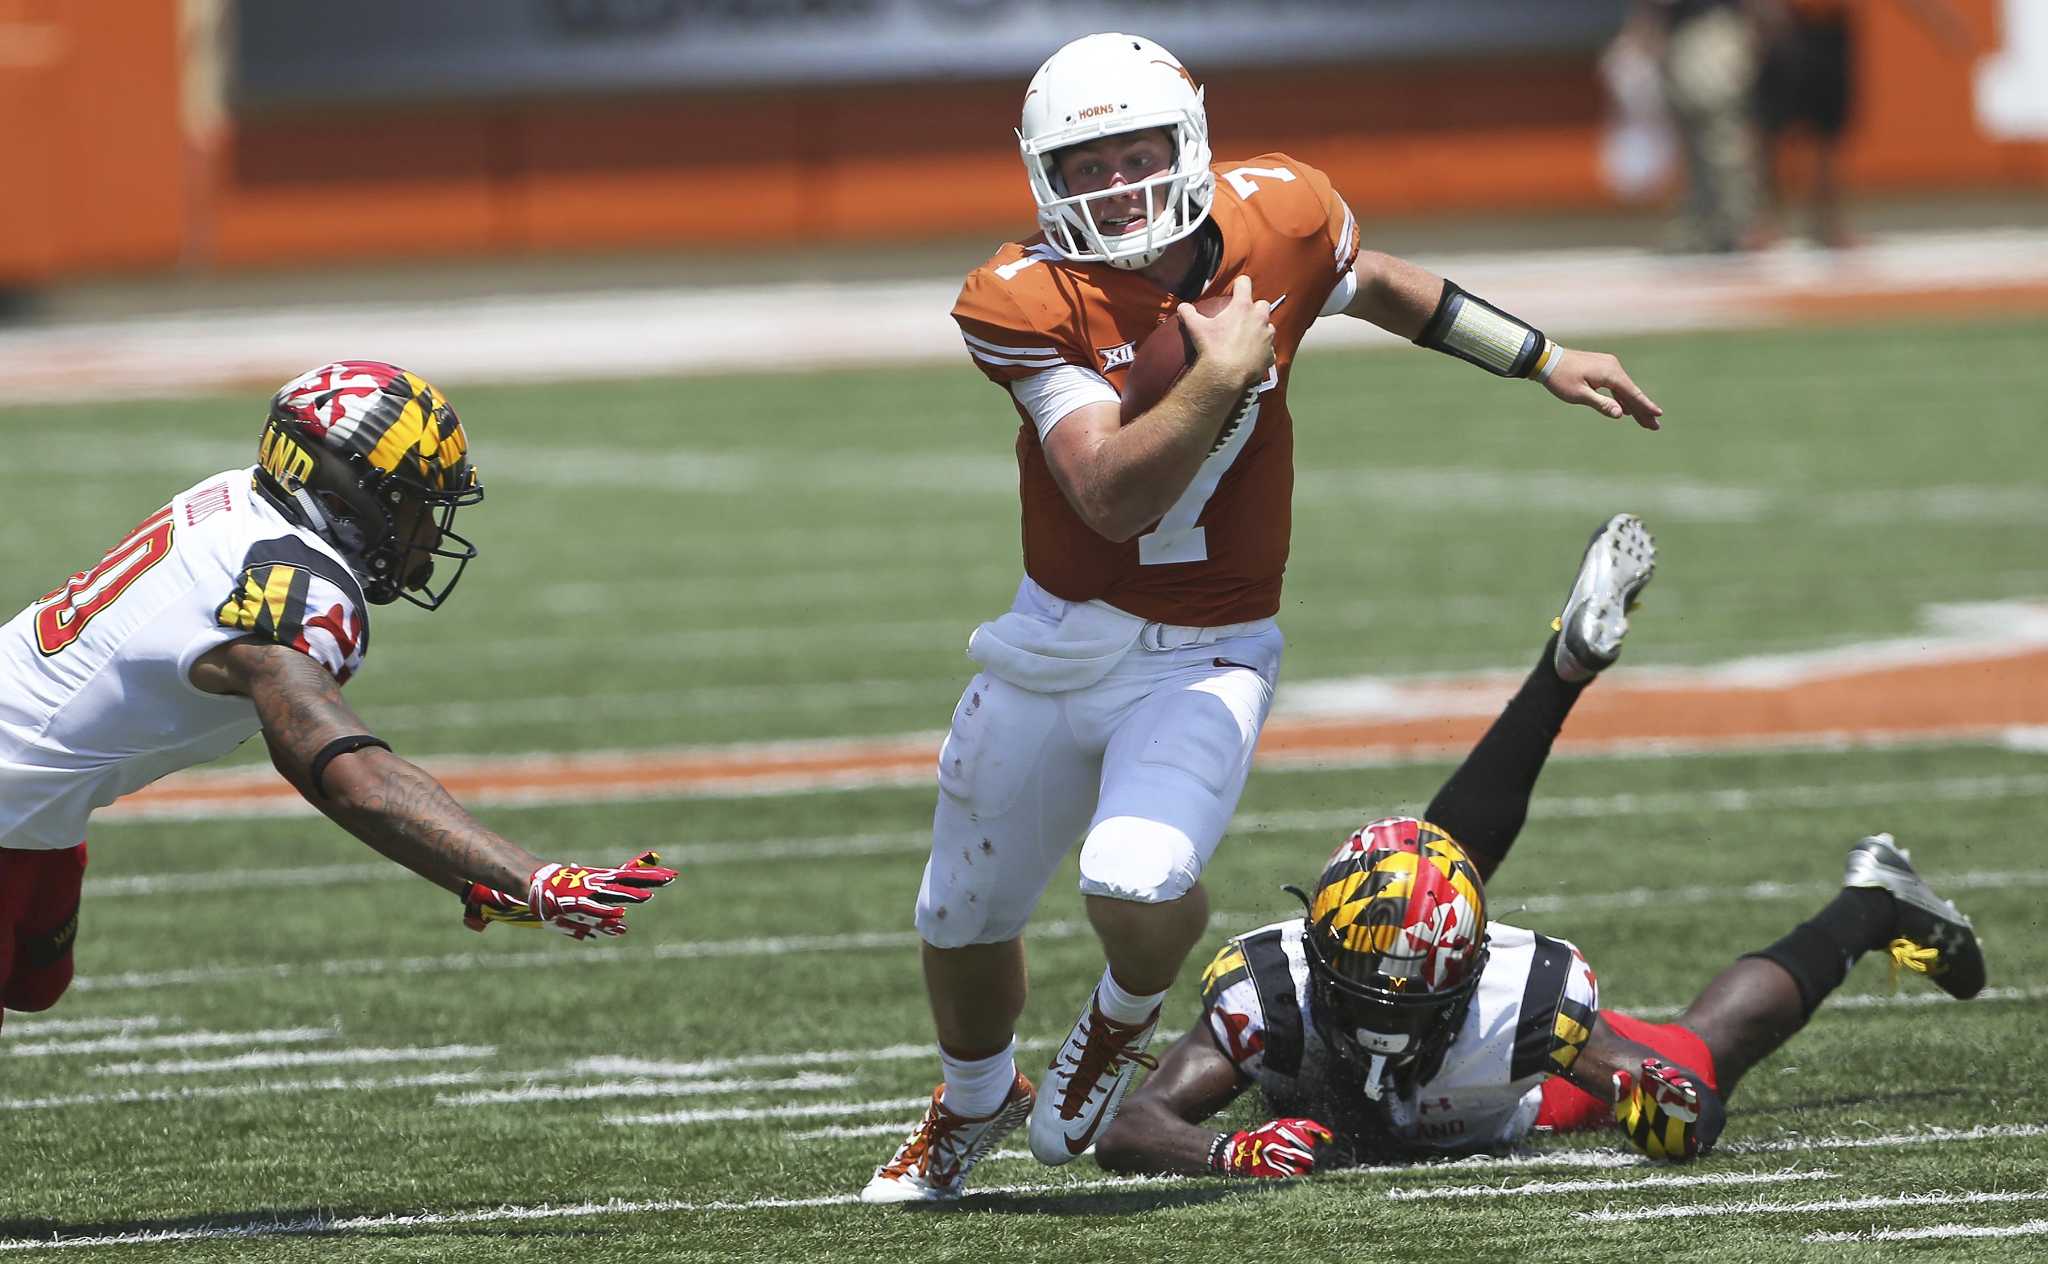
1288, 817, 1490, 1101
255, 361, 483, 609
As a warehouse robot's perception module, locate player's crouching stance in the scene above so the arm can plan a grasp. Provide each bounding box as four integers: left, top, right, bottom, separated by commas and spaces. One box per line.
1096, 520, 1985, 1175
0, 361, 677, 1028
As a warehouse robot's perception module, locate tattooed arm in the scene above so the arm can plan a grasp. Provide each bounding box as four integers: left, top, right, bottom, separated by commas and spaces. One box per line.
190, 638, 542, 894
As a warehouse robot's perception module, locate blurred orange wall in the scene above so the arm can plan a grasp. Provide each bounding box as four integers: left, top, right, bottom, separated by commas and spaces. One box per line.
0, 0, 188, 284
0, 0, 2039, 284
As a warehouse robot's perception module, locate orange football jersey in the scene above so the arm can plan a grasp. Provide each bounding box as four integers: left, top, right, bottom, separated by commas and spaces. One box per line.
954, 153, 1359, 626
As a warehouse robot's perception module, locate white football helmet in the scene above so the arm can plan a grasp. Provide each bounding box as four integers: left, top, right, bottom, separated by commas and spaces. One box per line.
1017, 33, 1214, 271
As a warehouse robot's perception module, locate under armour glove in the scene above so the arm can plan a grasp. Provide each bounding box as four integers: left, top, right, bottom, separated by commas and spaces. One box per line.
1612, 1056, 1726, 1162
463, 850, 677, 940
1208, 1117, 1336, 1178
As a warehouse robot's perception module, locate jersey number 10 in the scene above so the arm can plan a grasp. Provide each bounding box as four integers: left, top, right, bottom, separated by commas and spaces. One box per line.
34, 506, 176, 656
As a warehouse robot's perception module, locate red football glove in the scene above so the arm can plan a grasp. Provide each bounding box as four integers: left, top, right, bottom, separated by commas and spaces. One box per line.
462, 851, 677, 941
1209, 1118, 1335, 1178
1612, 1057, 1726, 1162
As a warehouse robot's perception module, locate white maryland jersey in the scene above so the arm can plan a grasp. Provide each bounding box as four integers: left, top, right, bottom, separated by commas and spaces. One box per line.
0, 470, 371, 849
1197, 918, 1600, 1157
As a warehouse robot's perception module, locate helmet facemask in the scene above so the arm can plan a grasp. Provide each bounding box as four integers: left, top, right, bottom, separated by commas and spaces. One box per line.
1286, 818, 1491, 1102
371, 458, 483, 611
1017, 33, 1215, 271
1026, 116, 1213, 270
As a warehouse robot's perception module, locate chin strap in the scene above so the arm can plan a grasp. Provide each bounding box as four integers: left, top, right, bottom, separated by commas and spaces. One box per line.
283, 479, 368, 558
1360, 1053, 1392, 1101
285, 482, 331, 534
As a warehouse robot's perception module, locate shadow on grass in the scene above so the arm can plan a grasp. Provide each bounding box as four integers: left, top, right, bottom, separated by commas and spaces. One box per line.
951, 1180, 1270, 1217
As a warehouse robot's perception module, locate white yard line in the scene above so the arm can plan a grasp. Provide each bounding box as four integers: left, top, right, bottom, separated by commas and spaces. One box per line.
0, 1015, 167, 1038
93, 728, 2044, 820
789, 1121, 930, 1141
83, 597, 2048, 822
1623, 983, 2048, 1021
1730, 1121, 2048, 1154
96, 729, 2048, 819
3, 1027, 335, 1058
0, 1070, 501, 1113
84, 863, 392, 897
605, 1096, 932, 1126
1574, 1188, 2048, 1224
437, 1072, 855, 1106
4, 226, 2046, 406
1383, 1166, 1832, 1200
70, 854, 2048, 992
1807, 1218, 2048, 1244
67, 921, 1083, 993
89, 1045, 496, 1078
81, 769, 2048, 895
0, 1133, 2040, 1249
0, 1173, 1190, 1252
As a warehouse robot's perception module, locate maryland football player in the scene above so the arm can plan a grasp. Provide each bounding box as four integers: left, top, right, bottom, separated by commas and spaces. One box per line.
866, 32, 1664, 1203
1094, 519, 1985, 1175
0, 361, 677, 1028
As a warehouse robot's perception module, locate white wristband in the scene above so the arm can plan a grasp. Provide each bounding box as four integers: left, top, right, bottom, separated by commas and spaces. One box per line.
1532, 339, 1563, 383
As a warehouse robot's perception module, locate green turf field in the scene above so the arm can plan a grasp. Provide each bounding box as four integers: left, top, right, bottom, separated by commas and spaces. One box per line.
1, 315, 2044, 1259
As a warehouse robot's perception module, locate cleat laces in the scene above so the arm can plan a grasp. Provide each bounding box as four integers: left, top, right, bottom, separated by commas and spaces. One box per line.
1887, 937, 1945, 989
1053, 1013, 1158, 1118
881, 1098, 971, 1185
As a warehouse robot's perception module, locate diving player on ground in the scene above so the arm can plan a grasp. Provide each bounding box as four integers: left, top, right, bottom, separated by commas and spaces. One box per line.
1093, 515, 1986, 1175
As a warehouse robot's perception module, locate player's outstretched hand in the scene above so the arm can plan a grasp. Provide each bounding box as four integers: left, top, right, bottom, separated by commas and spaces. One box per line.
1211, 1117, 1336, 1178
1545, 348, 1663, 431
1612, 1056, 1725, 1162
463, 850, 678, 941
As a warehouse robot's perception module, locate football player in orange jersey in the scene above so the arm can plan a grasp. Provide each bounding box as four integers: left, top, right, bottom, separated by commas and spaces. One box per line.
862, 33, 1664, 1204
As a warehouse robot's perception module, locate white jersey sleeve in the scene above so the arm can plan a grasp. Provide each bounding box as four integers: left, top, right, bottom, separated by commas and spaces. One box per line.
0, 470, 371, 849
1007, 364, 1120, 441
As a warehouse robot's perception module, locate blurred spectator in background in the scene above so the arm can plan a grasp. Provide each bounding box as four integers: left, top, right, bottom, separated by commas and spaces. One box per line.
1613, 0, 1766, 254
1752, 0, 1976, 249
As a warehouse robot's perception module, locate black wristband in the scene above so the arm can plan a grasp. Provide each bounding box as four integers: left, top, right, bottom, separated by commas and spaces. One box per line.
309, 734, 392, 799
1414, 279, 1549, 379
1207, 1131, 1234, 1173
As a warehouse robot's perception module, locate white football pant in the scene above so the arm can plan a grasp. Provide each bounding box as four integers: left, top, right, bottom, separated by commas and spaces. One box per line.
914, 622, 1282, 949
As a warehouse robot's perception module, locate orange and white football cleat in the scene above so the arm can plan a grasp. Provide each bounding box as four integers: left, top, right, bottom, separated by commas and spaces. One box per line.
859, 1072, 1034, 1204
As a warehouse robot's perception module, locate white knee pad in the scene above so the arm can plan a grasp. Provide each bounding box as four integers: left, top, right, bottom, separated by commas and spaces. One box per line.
1077, 815, 1204, 904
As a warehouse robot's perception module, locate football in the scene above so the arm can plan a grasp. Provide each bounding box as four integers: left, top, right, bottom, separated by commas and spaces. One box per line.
1118, 293, 1235, 424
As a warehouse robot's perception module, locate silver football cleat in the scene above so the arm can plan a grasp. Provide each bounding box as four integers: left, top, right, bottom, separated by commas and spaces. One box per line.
1554, 513, 1657, 683
1843, 832, 1986, 999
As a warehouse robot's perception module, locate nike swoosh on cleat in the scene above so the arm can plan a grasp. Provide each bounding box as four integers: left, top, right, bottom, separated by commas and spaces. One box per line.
1064, 1109, 1111, 1156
